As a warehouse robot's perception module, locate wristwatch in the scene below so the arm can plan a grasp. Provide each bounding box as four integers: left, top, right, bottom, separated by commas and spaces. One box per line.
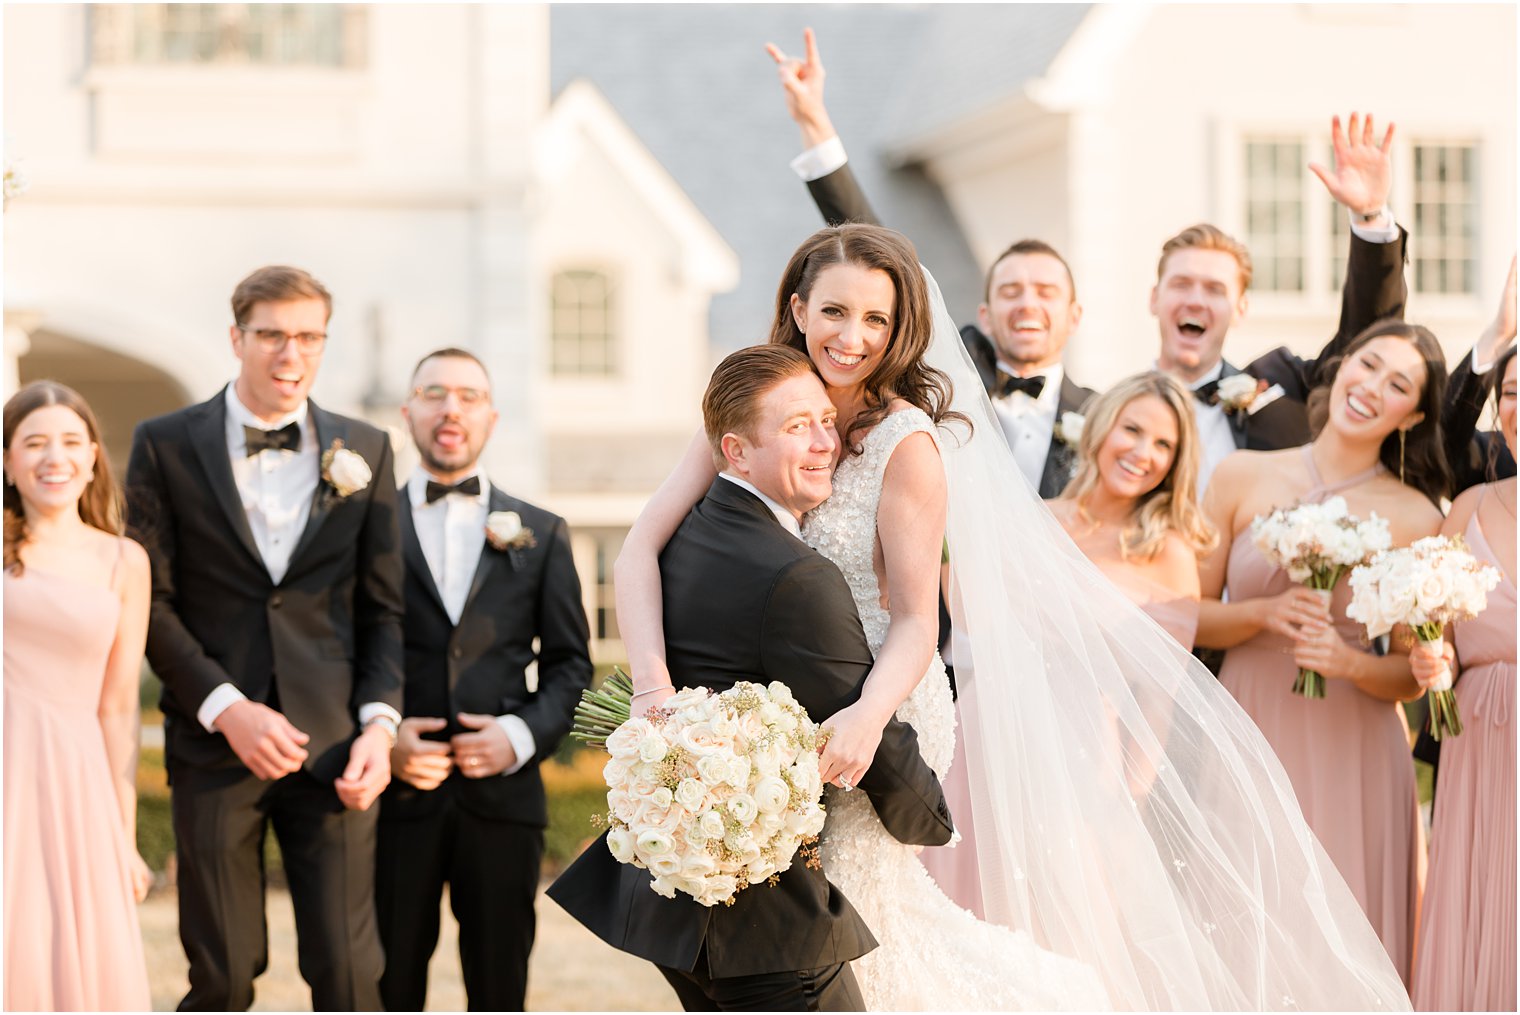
364, 714, 399, 748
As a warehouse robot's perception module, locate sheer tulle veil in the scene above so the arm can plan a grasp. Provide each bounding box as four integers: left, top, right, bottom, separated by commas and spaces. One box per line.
920, 267, 1410, 1010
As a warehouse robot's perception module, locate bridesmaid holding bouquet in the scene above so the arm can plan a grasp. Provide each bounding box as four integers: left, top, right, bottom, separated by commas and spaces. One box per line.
1196, 321, 1450, 986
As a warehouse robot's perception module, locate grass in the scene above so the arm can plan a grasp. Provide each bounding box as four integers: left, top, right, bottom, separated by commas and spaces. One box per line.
136, 741, 610, 875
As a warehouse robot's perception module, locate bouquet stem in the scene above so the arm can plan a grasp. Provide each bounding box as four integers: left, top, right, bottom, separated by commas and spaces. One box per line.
1416, 625, 1463, 741
571, 667, 634, 751
1293, 584, 1337, 700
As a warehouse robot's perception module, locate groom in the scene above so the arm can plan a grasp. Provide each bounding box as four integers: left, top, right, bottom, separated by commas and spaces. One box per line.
126, 266, 403, 1010
549, 345, 953, 1011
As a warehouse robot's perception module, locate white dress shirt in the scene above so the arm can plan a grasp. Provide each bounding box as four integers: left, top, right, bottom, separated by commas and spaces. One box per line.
406, 465, 535, 775
198, 385, 401, 734
1178, 362, 1239, 494
718, 473, 801, 536
991, 363, 1064, 492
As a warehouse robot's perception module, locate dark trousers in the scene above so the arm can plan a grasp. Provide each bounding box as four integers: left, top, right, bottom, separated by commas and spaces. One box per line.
170, 764, 383, 1011
376, 795, 543, 1011
657, 950, 864, 1012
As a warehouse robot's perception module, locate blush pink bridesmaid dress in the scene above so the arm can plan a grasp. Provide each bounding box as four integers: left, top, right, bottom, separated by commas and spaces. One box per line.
4, 555, 151, 1011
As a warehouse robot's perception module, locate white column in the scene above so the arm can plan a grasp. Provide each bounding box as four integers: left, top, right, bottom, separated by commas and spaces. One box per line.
3, 311, 38, 399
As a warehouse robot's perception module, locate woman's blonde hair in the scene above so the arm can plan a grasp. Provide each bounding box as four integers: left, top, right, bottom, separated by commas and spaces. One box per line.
1061, 371, 1217, 561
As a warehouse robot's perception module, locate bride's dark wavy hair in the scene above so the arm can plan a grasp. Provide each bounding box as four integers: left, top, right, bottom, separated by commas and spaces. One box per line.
1307, 320, 1452, 505
768, 223, 967, 456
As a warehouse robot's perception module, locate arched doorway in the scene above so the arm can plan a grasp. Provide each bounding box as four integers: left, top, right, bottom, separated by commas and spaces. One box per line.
19, 329, 193, 474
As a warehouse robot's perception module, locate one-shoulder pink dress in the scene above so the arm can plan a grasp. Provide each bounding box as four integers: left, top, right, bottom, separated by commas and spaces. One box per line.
4, 562, 151, 1011
1218, 450, 1420, 988
1411, 488, 1516, 1011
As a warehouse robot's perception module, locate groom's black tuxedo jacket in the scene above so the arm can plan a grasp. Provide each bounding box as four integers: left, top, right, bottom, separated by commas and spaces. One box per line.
381, 484, 592, 826
805, 161, 1409, 457
549, 478, 953, 979
127, 391, 405, 783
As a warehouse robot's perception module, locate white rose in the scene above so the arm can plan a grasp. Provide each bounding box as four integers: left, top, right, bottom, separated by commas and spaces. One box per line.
1218, 373, 1259, 407
704, 874, 738, 902
709, 712, 739, 738
766, 681, 797, 706
603, 757, 630, 787
606, 827, 636, 864
674, 778, 707, 812
727, 793, 759, 824
1414, 567, 1454, 613
636, 828, 675, 858
773, 709, 799, 734
697, 754, 731, 785
605, 718, 656, 761
326, 447, 372, 496
1056, 411, 1085, 445
486, 510, 523, 544
723, 828, 756, 854
649, 876, 677, 899
677, 723, 723, 757
698, 810, 726, 840
651, 786, 674, 811
637, 735, 668, 764
725, 756, 752, 789
753, 776, 791, 815
757, 812, 786, 836
647, 854, 683, 878
746, 859, 777, 884
679, 851, 717, 880
663, 687, 711, 711
757, 702, 783, 726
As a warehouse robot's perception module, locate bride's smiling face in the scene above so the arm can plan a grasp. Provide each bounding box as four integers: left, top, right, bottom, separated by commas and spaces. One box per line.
790, 263, 897, 393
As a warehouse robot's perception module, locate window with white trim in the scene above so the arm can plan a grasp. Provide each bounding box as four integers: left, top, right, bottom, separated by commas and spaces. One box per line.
1412, 143, 1478, 295
1243, 138, 1307, 293
551, 269, 617, 376
89, 4, 365, 68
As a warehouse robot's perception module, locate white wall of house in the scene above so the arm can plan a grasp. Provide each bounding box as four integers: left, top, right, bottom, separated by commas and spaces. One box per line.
912, 4, 1515, 391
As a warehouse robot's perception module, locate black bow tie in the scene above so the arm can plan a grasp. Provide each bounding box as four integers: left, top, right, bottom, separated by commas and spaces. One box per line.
995, 373, 1046, 400
1191, 380, 1221, 406
425, 476, 481, 503
243, 423, 300, 456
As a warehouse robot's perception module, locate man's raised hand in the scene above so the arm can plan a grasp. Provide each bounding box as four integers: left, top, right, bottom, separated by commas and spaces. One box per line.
765, 27, 835, 149
1309, 112, 1395, 218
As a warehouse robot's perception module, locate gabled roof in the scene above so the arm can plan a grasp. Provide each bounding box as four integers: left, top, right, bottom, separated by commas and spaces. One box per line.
538, 78, 740, 293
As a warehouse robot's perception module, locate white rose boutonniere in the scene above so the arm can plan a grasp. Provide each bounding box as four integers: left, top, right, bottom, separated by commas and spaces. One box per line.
1054, 411, 1085, 447
320, 439, 372, 497
485, 510, 537, 552
1217, 374, 1266, 415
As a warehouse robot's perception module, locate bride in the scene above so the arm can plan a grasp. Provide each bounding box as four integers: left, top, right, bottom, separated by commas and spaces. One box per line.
615, 223, 1409, 1010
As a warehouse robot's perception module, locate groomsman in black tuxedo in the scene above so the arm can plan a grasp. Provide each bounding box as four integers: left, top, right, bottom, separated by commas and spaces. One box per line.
376, 348, 592, 1010
550, 346, 952, 1011
1444, 257, 1517, 494
126, 266, 403, 1010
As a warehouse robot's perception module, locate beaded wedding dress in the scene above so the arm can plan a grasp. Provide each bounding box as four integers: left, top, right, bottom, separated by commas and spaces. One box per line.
801, 407, 1110, 1012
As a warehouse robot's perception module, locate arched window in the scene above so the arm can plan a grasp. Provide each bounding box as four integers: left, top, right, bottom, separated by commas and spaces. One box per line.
551, 269, 616, 376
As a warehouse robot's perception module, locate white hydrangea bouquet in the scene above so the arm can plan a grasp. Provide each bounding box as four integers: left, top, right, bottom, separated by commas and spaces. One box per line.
1250, 496, 1392, 698
571, 668, 829, 907
1347, 535, 1502, 739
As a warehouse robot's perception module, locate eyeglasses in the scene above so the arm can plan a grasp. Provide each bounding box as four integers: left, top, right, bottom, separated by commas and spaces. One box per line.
411, 385, 490, 406
237, 327, 327, 353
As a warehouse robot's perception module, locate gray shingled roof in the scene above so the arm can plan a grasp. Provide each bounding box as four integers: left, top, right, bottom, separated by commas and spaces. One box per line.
550, 5, 1089, 354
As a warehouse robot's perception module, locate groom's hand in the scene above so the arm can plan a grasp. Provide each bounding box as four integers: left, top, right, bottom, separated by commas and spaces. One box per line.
335, 725, 393, 811
451, 712, 517, 778
215, 699, 309, 780
392, 716, 454, 791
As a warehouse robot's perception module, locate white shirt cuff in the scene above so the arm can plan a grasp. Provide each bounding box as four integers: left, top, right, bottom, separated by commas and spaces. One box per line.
1468, 346, 1498, 376
359, 702, 403, 728
199, 683, 248, 732
790, 136, 848, 182
495, 714, 537, 775
1348, 206, 1398, 244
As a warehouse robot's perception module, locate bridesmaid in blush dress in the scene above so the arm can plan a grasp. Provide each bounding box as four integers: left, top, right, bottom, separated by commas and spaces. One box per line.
3, 381, 152, 1011
1410, 347, 1517, 1011
1049, 372, 1218, 652
1197, 322, 1453, 989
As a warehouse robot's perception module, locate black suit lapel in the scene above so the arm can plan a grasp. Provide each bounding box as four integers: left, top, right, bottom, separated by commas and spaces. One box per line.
398, 492, 449, 618
1036, 375, 1088, 499
186, 391, 265, 568
287, 403, 346, 568
460, 486, 511, 616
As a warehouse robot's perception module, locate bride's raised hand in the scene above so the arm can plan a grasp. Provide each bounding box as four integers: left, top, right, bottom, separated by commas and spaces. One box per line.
764, 27, 835, 148
818, 698, 887, 790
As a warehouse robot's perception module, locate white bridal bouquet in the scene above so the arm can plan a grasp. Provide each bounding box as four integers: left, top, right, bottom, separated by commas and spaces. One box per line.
1347, 535, 1503, 739
1250, 496, 1392, 698
571, 669, 829, 907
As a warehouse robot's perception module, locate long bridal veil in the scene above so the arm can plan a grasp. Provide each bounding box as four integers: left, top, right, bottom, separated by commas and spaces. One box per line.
923, 268, 1409, 1010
